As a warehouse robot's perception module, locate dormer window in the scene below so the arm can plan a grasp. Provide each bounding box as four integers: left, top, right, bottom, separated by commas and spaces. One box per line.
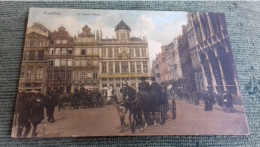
56, 39, 61, 44
62, 39, 67, 44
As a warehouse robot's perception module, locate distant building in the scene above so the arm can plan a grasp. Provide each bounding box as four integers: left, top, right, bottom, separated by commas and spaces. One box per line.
18, 23, 51, 94
46, 26, 74, 93
99, 20, 151, 90
187, 13, 240, 95
177, 25, 193, 93
73, 25, 99, 90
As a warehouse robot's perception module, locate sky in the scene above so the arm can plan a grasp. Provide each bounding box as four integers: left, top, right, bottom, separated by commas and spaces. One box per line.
28, 8, 187, 65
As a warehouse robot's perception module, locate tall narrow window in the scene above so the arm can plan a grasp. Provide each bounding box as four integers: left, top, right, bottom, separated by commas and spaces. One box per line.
114, 48, 119, 57
115, 62, 119, 73
137, 62, 141, 73
108, 48, 113, 58
56, 48, 60, 55
68, 59, 72, 66
130, 48, 134, 57
143, 61, 148, 73
55, 59, 60, 67
93, 72, 98, 79
109, 62, 113, 73
61, 59, 66, 67
135, 48, 140, 57
38, 51, 44, 60
81, 71, 86, 80
121, 61, 128, 73
130, 62, 135, 73
102, 62, 107, 73
27, 66, 34, 78
61, 48, 67, 55
141, 48, 146, 57
36, 66, 43, 80
102, 48, 106, 57
28, 51, 35, 61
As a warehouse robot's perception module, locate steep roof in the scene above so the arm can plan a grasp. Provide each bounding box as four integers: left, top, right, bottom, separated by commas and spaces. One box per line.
115, 20, 131, 31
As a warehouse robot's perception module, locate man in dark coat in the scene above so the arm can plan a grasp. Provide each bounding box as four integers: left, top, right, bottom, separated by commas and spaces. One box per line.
223, 91, 236, 113
204, 90, 214, 111
138, 77, 150, 93
31, 93, 44, 137
16, 92, 32, 138
45, 90, 57, 123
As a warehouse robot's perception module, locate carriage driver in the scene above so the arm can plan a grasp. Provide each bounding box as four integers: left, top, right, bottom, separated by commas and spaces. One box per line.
150, 77, 161, 100
138, 77, 150, 93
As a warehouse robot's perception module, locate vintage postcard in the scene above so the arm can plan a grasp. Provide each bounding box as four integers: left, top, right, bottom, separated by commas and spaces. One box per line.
12, 8, 249, 138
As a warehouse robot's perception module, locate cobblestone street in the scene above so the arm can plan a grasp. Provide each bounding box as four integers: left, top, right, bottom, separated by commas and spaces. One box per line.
12, 99, 249, 137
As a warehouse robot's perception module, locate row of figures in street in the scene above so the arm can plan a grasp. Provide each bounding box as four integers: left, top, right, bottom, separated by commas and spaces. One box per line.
203, 90, 235, 113
14, 90, 58, 138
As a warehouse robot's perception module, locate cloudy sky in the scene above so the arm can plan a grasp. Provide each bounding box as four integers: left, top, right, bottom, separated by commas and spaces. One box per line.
28, 8, 187, 65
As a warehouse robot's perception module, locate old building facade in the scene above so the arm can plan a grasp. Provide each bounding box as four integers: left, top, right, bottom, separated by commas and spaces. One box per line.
19, 23, 51, 94
46, 26, 74, 93
99, 20, 150, 90
177, 26, 194, 93
73, 25, 99, 89
187, 13, 240, 95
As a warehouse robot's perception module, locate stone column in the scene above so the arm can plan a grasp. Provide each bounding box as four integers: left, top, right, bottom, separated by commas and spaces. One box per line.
119, 61, 121, 73
205, 51, 217, 93
198, 49, 208, 91
214, 49, 227, 92
128, 61, 131, 73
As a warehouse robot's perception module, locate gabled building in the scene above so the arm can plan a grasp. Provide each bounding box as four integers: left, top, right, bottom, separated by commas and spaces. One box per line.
73, 25, 99, 89
99, 20, 151, 90
19, 23, 51, 94
46, 26, 74, 93
187, 13, 241, 96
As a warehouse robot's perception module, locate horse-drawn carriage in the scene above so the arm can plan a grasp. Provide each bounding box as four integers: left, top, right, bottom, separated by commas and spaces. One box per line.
58, 86, 103, 110
116, 84, 173, 133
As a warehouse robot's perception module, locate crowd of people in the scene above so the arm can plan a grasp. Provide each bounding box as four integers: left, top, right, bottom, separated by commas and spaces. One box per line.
15, 90, 57, 138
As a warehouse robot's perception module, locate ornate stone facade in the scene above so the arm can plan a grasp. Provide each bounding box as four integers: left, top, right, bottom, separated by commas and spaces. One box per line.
18, 23, 51, 94
46, 26, 74, 93
187, 13, 240, 95
73, 25, 99, 89
99, 20, 150, 90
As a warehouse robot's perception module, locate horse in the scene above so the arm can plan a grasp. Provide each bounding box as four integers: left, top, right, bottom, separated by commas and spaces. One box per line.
116, 85, 146, 133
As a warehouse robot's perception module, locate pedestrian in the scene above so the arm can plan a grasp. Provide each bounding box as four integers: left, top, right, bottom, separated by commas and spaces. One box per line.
31, 93, 44, 137
204, 91, 213, 111
16, 92, 32, 138
45, 90, 57, 123
223, 91, 236, 113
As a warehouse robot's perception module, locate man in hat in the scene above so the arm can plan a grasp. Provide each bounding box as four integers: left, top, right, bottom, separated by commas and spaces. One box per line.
138, 77, 150, 93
